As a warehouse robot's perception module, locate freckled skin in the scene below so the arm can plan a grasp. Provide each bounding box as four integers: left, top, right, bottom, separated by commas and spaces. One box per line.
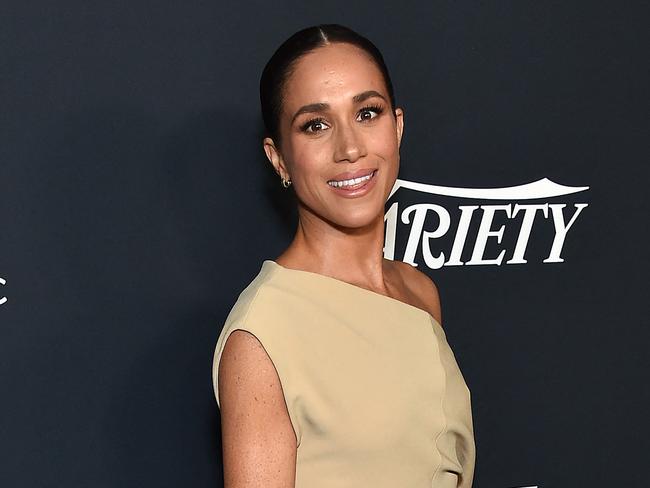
220, 329, 298, 487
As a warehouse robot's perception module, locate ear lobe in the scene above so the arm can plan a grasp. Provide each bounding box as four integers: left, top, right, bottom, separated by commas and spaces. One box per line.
263, 137, 287, 178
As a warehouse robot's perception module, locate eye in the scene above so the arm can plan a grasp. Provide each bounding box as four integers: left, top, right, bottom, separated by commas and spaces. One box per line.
357, 104, 384, 122
300, 117, 330, 134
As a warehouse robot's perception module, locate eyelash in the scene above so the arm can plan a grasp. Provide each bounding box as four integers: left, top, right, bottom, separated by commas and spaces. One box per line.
300, 104, 385, 133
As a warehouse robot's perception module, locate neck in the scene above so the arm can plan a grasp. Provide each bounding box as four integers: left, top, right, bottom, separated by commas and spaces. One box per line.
276, 203, 389, 291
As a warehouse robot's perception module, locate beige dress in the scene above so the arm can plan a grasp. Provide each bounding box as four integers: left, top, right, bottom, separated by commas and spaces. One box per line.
212, 259, 476, 488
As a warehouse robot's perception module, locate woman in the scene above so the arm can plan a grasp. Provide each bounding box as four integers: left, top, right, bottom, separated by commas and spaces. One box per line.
212, 24, 475, 488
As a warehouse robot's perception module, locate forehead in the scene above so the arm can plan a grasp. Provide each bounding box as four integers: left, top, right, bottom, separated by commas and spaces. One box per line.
283, 43, 387, 111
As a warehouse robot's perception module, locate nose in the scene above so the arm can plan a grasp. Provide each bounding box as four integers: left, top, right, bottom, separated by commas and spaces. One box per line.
333, 121, 367, 163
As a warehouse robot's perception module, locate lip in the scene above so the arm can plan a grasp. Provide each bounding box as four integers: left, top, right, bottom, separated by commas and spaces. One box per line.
327, 168, 377, 182
326, 168, 378, 198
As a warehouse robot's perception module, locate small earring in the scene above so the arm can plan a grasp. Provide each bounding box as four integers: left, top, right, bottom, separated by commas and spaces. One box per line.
281, 176, 292, 188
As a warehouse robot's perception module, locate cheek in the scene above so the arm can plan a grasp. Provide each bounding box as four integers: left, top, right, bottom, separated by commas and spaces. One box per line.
287, 140, 330, 182
369, 122, 400, 160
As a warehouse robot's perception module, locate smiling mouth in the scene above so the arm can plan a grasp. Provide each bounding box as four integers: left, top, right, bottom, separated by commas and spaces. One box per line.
327, 170, 377, 189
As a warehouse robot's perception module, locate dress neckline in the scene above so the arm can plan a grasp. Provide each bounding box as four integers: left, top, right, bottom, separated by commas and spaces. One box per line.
263, 259, 441, 327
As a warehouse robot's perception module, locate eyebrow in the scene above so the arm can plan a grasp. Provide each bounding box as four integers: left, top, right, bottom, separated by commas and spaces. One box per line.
290, 90, 388, 126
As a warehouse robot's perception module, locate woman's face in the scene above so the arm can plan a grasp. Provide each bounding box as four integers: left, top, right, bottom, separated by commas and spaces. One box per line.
264, 42, 404, 230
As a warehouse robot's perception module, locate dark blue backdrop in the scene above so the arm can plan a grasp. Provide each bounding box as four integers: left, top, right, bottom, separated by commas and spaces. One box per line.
1, 1, 648, 487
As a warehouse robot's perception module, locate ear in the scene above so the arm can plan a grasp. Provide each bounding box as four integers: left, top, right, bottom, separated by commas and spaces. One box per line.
394, 107, 404, 149
263, 137, 290, 180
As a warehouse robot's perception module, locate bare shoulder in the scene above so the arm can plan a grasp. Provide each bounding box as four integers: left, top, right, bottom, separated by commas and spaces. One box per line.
218, 329, 297, 487
389, 259, 443, 326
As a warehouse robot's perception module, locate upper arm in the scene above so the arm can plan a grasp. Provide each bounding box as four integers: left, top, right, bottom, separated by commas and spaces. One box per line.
218, 329, 297, 488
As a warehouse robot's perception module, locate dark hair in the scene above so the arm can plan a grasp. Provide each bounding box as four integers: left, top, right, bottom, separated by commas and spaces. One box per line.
260, 24, 397, 151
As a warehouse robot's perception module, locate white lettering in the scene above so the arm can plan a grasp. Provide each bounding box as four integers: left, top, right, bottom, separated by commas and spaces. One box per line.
544, 203, 589, 263
466, 205, 512, 266
447, 205, 479, 266
401, 203, 450, 268
382, 179, 589, 268
0, 276, 6, 306
506, 204, 549, 264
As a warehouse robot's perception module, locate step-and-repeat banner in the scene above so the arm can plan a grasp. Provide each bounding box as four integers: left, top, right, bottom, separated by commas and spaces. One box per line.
2, 2, 647, 487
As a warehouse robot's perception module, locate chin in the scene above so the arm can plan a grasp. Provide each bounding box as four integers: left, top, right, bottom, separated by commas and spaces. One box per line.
328, 207, 384, 231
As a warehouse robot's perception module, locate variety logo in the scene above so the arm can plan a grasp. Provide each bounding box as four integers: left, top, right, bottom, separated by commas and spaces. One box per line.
384, 177, 589, 269
0, 276, 6, 306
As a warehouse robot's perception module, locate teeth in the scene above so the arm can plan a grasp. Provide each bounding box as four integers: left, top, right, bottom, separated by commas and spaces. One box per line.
328, 171, 375, 188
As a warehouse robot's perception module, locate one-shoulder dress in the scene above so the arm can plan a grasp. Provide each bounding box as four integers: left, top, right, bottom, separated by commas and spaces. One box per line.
212, 259, 476, 488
